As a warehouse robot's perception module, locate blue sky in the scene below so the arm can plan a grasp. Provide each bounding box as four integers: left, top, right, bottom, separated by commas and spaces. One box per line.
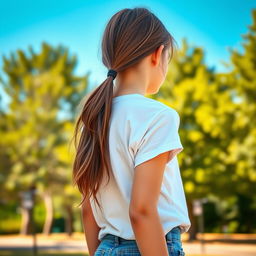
0, 0, 255, 92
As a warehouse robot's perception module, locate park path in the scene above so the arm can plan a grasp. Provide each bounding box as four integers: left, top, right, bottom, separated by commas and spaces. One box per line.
0, 233, 255, 256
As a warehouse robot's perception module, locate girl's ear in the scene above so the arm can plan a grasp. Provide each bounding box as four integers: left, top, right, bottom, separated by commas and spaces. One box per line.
151, 44, 165, 67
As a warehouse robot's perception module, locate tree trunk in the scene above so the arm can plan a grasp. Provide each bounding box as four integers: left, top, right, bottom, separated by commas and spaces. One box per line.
42, 191, 53, 235
20, 206, 32, 235
65, 204, 74, 236
187, 200, 197, 241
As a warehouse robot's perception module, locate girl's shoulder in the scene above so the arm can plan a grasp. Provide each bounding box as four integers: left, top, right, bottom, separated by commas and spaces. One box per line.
111, 95, 180, 127
131, 96, 179, 121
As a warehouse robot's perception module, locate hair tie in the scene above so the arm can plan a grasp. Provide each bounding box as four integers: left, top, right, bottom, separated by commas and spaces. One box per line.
107, 69, 117, 80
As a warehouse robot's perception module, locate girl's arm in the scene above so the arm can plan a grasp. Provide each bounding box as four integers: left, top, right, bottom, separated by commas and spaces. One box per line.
129, 150, 171, 256
81, 197, 101, 256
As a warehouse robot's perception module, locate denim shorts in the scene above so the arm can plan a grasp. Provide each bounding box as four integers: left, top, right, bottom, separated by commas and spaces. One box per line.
94, 226, 185, 256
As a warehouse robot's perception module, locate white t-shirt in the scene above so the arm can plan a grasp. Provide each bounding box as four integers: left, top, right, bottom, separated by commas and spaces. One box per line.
89, 93, 191, 241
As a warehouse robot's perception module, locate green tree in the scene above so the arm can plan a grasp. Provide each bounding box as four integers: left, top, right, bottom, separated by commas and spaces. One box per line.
220, 9, 256, 232
0, 42, 88, 235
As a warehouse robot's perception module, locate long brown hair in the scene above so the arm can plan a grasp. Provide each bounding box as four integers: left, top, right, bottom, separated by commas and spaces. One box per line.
72, 7, 177, 209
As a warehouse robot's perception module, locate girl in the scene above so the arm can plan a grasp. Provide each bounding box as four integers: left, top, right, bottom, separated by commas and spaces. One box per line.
72, 7, 191, 256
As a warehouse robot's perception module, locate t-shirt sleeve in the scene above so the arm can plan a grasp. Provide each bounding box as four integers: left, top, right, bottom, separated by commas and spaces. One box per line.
133, 108, 183, 168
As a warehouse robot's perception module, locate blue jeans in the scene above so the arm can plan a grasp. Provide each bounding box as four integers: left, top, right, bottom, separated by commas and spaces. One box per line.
94, 226, 185, 255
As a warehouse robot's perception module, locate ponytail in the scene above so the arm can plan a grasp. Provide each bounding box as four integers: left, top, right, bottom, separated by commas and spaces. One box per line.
72, 73, 116, 209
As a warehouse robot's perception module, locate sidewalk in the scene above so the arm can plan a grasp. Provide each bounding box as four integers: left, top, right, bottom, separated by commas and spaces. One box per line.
0, 233, 255, 256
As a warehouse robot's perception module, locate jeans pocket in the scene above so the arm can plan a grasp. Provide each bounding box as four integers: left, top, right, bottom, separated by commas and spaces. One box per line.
166, 239, 185, 256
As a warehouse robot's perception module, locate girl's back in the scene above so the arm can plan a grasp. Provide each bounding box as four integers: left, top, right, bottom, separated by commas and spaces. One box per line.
90, 93, 190, 241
